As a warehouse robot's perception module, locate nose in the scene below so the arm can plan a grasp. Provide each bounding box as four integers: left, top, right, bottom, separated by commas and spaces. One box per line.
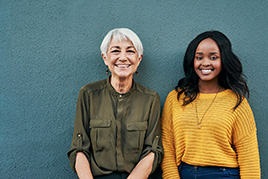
202, 57, 211, 66
119, 57, 127, 61
119, 52, 127, 61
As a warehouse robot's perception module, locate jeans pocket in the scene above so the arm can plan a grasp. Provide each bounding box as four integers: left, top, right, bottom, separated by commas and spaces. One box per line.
178, 164, 183, 172
222, 167, 240, 178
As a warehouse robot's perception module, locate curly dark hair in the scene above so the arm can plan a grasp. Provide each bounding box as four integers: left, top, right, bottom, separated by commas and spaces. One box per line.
176, 31, 249, 110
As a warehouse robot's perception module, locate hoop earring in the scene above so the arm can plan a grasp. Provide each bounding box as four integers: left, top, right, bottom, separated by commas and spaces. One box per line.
135, 71, 139, 76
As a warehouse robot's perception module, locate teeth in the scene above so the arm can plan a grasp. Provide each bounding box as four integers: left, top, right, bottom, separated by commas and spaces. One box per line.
202, 69, 211, 73
117, 65, 130, 67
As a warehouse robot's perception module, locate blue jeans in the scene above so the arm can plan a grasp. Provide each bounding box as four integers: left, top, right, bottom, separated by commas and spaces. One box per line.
178, 162, 240, 179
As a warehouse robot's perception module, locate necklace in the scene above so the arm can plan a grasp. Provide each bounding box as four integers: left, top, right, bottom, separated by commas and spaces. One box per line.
195, 91, 219, 129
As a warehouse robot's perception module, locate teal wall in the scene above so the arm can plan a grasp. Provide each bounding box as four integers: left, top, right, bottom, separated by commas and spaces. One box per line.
1, 0, 267, 178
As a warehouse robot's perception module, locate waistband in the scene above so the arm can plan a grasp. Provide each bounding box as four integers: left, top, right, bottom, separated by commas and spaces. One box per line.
179, 162, 239, 173
94, 172, 129, 179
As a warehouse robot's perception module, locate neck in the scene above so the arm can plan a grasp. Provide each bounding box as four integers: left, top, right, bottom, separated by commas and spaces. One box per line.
198, 80, 223, 94
110, 75, 133, 93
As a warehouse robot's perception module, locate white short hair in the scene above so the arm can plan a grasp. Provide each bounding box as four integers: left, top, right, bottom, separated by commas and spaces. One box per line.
100, 28, 143, 58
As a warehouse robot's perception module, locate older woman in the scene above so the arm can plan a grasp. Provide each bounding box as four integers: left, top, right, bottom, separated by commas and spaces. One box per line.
68, 28, 163, 179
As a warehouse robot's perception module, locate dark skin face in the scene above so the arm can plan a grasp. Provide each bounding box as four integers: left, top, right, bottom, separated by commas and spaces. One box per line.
194, 38, 222, 93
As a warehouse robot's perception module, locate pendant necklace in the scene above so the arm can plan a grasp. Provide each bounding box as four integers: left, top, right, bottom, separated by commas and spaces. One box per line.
195, 90, 219, 129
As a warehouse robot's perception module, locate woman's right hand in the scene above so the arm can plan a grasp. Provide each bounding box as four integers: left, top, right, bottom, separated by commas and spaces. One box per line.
75, 152, 94, 179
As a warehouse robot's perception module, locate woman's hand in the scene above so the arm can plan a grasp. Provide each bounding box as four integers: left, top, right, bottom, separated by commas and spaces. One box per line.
127, 152, 155, 179
75, 152, 94, 179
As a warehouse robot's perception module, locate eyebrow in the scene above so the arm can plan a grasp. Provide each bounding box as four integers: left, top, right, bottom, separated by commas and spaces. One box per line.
110, 46, 135, 50
110, 46, 120, 50
195, 52, 219, 55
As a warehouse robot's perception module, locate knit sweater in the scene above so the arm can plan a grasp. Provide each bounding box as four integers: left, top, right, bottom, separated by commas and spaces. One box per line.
161, 89, 260, 179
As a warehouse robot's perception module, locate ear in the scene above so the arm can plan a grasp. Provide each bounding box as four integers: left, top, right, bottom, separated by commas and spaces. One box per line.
102, 53, 108, 66
137, 54, 143, 66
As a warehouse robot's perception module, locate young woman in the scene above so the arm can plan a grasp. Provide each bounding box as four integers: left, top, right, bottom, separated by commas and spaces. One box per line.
68, 28, 163, 179
161, 31, 260, 179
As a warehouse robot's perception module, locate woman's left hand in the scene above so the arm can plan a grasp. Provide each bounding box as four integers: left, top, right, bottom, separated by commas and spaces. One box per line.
127, 152, 155, 179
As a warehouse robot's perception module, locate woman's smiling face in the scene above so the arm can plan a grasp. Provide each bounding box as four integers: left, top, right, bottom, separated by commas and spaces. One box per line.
194, 38, 222, 85
102, 38, 142, 80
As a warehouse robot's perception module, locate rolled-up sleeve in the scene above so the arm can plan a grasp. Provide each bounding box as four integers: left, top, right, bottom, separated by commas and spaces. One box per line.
67, 88, 91, 172
140, 93, 163, 173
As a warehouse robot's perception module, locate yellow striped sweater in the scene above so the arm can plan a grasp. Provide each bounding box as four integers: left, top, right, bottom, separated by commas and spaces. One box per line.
161, 89, 260, 179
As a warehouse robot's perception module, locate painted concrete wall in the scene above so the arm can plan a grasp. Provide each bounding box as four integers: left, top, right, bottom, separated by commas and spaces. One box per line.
1, 0, 267, 178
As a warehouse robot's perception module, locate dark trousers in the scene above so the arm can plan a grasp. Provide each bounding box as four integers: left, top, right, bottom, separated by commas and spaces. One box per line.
178, 162, 240, 179
94, 172, 129, 179
94, 166, 163, 179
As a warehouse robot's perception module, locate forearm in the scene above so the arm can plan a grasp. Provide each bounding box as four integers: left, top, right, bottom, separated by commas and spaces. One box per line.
75, 152, 94, 179
127, 152, 155, 179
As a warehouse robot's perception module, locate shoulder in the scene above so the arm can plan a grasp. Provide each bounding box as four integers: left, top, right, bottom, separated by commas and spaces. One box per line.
219, 89, 250, 108
162, 89, 180, 108
134, 81, 159, 98
165, 89, 179, 102
168, 89, 179, 98
80, 79, 107, 94
235, 97, 252, 114
226, 90, 255, 127
220, 89, 238, 99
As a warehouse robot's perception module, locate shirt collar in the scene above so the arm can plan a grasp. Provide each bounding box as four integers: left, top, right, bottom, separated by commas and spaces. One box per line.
106, 77, 136, 98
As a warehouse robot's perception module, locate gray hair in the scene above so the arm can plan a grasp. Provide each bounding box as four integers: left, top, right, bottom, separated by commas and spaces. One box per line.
100, 28, 143, 58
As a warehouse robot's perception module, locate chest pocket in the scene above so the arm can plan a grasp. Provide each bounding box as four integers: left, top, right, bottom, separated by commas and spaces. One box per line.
90, 120, 112, 152
125, 121, 148, 152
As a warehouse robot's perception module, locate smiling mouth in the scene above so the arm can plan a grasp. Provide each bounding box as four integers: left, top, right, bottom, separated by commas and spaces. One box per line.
200, 69, 214, 74
116, 64, 131, 68
202, 69, 212, 72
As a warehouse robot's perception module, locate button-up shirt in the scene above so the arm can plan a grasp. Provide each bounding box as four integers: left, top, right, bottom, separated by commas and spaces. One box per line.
68, 78, 163, 176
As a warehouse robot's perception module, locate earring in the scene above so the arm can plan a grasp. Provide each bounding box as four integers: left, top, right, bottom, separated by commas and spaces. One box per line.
106, 68, 109, 75
135, 71, 139, 76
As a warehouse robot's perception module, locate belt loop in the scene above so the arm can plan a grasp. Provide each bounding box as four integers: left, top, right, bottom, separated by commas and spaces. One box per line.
194, 165, 199, 172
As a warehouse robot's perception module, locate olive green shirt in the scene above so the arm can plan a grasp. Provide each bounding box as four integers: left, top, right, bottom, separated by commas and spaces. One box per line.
68, 78, 163, 176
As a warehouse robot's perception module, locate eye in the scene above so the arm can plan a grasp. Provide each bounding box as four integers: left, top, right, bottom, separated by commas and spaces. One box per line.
210, 56, 218, 60
127, 50, 135, 53
111, 50, 120, 53
195, 56, 202, 60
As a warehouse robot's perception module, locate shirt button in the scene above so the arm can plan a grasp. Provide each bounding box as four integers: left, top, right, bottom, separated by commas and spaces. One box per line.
119, 95, 122, 97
